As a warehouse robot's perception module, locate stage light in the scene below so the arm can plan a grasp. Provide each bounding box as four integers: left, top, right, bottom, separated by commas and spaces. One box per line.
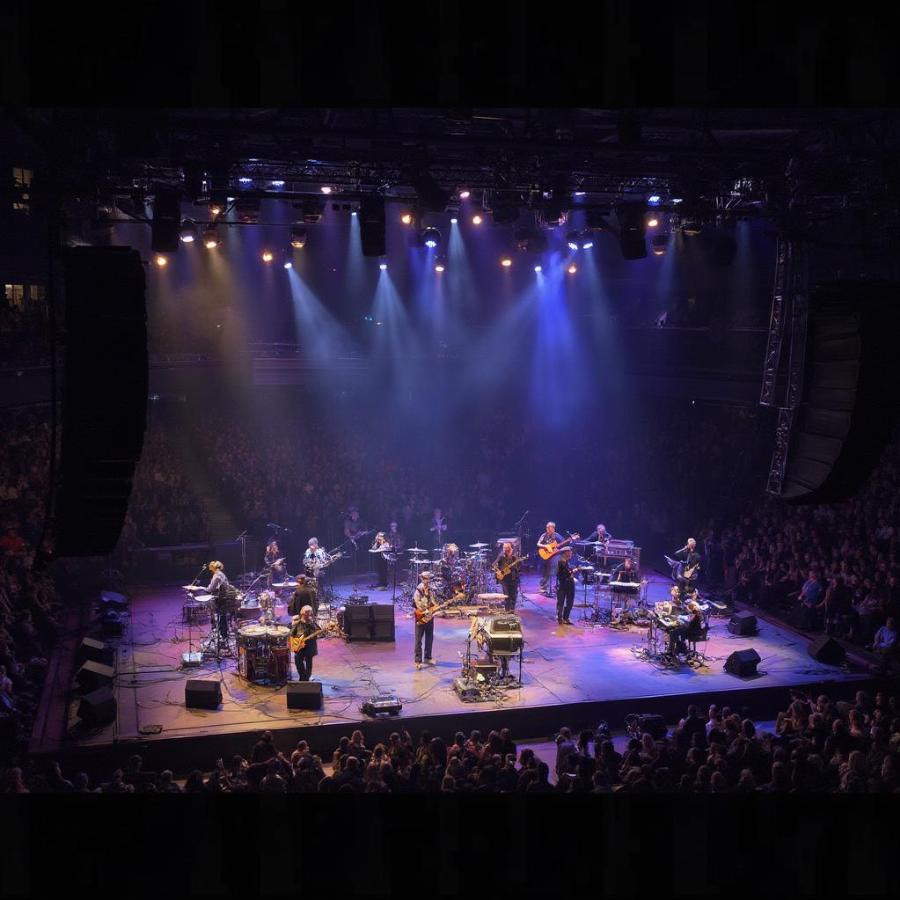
534, 264, 542, 273
321, 186, 332, 195
472, 214, 483, 225
500, 256, 512, 267
238, 177, 253, 185
435, 263, 445, 273
209, 204, 222, 218
351, 210, 357, 216
651, 234, 670, 256
566, 231, 580, 251
297, 197, 325, 223
154, 255, 168, 267
647, 216, 659, 228
400, 211, 414, 225
283, 261, 293, 269
450, 216, 458, 224
261, 250, 274, 263
648, 195, 661, 205
581, 236, 594, 250
290, 226, 307, 249
271, 180, 285, 188
567, 263, 577, 274
379, 261, 388, 270
459, 190, 471, 200
179, 220, 196, 243
202, 226, 219, 249
422, 227, 441, 249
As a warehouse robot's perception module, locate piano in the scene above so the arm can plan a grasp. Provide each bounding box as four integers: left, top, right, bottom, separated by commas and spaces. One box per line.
610, 581, 641, 592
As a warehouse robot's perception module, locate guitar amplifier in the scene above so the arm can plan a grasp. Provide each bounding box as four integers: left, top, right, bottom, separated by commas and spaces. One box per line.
484, 615, 523, 654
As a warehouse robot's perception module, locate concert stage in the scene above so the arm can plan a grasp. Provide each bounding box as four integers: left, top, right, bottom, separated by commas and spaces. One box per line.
31, 572, 873, 773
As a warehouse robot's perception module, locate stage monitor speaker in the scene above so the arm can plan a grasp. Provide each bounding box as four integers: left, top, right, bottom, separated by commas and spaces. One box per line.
344, 605, 372, 642
151, 184, 181, 252
780, 282, 900, 503
76, 637, 114, 668
76, 660, 115, 691
56, 246, 148, 556
77, 686, 117, 727
808, 635, 846, 666
724, 648, 761, 678
185, 679, 222, 710
287, 682, 323, 710
727, 611, 758, 636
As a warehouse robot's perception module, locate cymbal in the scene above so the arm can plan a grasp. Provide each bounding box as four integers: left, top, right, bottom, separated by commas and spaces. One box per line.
407, 548, 428, 555
368, 547, 389, 553
411, 559, 432, 566
182, 585, 203, 591
272, 581, 298, 588
469, 542, 489, 548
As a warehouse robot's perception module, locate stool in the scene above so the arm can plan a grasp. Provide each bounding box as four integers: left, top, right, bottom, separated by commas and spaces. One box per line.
685, 628, 709, 665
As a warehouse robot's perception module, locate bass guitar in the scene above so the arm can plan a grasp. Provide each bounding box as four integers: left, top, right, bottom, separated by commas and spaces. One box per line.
289, 622, 337, 653
493, 555, 529, 581
537, 533, 581, 561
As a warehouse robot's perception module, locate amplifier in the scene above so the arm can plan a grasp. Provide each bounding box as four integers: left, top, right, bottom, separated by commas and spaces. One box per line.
467, 659, 499, 681
484, 615, 523, 654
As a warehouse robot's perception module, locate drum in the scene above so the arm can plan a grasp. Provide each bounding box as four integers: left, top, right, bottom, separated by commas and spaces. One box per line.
264, 624, 290, 645
237, 594, 260, 620
237, 624, 289, 683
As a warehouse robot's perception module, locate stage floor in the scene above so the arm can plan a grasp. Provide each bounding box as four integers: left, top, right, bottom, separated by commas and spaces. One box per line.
38, 570, 870, 765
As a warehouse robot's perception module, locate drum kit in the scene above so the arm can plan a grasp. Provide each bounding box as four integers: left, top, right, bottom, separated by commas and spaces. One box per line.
397, 541, 496, 607
236, 623, 291, 684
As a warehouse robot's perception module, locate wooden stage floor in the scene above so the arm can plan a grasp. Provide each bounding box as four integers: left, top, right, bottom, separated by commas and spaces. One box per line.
32, 572, 871, 769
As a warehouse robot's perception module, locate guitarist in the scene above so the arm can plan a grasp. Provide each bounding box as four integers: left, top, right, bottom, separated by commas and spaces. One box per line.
290, 606, 319, 681
289, 575, 318, 617
494, 542, 522, 612
672, 538, 701, 600
537, 523, 580, 596
413, 571, 439, 670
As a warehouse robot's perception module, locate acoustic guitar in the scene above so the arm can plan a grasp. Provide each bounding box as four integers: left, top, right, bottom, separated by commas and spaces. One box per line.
537, 533, 581, 561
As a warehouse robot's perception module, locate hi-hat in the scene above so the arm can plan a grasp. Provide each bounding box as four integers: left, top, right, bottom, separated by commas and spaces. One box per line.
469, 542, 489, 548
408, 548, 427, 555
182, 585, 203, 591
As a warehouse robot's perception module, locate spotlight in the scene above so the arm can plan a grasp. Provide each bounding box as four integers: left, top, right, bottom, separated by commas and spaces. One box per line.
450, 216, 458, 224
283, 261, 293, 269
179, 220, 197, 243
321, 186, 332, 195
680, 218, 703, 236
647, 216, 659, 228
290, 226, 307, 249
567, 263, 577, 274
351, 210, 357, 216
379, 261, 388, 270
534, 264, 542, 273
459, 190, 471, 200
271, 180, 285, 188
261, 250, 274, 263
209, 204, 223, 218
651, 234, 670, 256
238, 177, 253, 185
400, 211, 414, 225
435, 262, 445, 273
155, 255, 168, 267
202, 226, 219, 249
422, 227, 441, 249
648, 195, 661, 205
500, 256, 512, 268
566, 231, 580, 251
472, 214, 483, 225
581, 236, 594, 250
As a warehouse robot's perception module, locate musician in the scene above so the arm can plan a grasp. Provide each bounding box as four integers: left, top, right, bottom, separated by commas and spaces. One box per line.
613, 557, 639, 583
205, 561, 231, 641
413, 571, 439, 669
264, 539, 286, 587
370, 532, 390, 589
440, 543, 460, 586
494, 542, 521, 613
672, 601, 705, 655
537, 522, 561, 595
343, 507, 369, 542
587, 523, 613, 544
304, 538, 331, 578
387, 521, 405, 552
556, 548, 576, 625
429, 508, 448, 543
290, 606, 318, 682
672, 538, 701, 598
289, 576, 318, 617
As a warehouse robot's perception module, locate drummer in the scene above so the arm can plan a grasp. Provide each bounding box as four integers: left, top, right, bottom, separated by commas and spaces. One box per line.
291, 606, 318, 682
289, 575, 318, 618
441, 543, 460, 584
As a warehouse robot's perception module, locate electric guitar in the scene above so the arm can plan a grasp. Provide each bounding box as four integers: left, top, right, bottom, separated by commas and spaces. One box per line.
493, 555, 529, 581
537, 533, 581, 561
289, 622, 337, 653
414, 598, 455, 625
306, 551, 344, 573
682, 562, 700, 581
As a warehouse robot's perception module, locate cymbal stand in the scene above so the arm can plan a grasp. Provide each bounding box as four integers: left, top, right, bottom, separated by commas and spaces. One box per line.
235, 530, 249, 579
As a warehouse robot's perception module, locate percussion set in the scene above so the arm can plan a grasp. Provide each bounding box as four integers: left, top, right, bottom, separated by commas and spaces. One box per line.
396, 541, 497, 608
236, 623, 291, 684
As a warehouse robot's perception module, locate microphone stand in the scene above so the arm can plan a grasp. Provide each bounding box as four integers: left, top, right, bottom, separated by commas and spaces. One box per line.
235, 530, 249, 581
182, 564, 207, 667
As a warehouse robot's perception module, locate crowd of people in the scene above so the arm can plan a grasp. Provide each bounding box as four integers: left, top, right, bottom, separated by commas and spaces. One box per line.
3, 686, 898, 793
0, 411, 64, 758
696, 431, 900, 657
